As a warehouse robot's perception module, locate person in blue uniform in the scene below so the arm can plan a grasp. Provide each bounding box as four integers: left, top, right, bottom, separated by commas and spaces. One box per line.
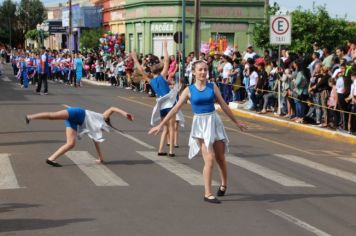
74, 52, 83, 86
149, 60, 247, 204
132, 40, 177, 157
25, 106, 134, 167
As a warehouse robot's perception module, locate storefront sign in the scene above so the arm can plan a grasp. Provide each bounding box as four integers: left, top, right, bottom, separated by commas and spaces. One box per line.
210, 23, 248, 32
111, 11, 124, 21
151, 23, 174, 33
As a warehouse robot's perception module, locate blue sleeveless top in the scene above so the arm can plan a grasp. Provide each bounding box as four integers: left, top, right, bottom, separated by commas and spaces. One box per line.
150, 75, 170, 97
189, 83, 216, 114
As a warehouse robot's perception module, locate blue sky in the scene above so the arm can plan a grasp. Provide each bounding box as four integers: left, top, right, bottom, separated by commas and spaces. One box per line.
2, 0, 355, 22
273, 0, 356, 21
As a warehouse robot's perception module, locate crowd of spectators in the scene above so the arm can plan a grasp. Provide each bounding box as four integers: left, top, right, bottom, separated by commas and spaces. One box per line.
5, 38, 356, 135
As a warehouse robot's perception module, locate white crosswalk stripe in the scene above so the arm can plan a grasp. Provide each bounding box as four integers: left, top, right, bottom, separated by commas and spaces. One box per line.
274, 154, 356, 184
226, 155, 314, 187
0, 154, 22, 189
1, 76, 11, 82
66, 151, 128, 186
137, 151, 219, 186
269, 209, 332, 236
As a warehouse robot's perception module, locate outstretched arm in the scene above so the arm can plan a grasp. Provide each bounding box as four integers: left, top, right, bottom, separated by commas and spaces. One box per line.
161, 40, 170, 78
103, 107, 134, 121
93, 141, 104, 163
213, 84, 247, 131
148, 87, 189, 135
131, 52, 149, 82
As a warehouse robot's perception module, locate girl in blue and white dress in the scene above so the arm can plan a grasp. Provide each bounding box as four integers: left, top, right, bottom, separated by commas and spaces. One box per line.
149, 60, 247, 204
25, 106, 134, 167
132, 41, 179, 157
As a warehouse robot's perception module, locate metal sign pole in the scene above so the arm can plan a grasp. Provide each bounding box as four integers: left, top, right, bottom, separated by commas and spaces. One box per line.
277, 44, 281, 115
182, 0, 186, 84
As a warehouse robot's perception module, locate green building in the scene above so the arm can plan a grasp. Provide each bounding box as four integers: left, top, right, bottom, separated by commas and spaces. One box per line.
124, 0, 265, 57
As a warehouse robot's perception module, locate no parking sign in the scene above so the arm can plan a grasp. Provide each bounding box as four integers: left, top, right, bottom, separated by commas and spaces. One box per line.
270, 15, 291, 45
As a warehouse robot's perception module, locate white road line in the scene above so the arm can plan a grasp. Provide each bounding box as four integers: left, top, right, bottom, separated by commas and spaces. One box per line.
1, 76, 11, 82
112, 129, 155, 150
0, 154, 21, 189
333, 156, 356, 165
269, 209, 332, 236
66, 151, 128, 186
226, 155, 314, 187
137, 151, 218, 186
274, 154, 356, 184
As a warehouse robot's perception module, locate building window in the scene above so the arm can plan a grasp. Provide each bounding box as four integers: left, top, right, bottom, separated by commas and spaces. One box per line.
152, 33, 174, 58
129, 34, 134, 53
137, 33, 143, 54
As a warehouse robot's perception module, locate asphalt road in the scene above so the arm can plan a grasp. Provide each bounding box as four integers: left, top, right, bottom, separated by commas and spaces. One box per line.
0, 65, 356, 236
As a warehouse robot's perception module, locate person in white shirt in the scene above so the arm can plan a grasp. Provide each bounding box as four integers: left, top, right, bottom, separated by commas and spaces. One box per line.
243, 45, 257, 62
25, 106, 134, 167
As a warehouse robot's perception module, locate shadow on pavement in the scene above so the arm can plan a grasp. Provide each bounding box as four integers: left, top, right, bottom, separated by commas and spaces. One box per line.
0, 203, 41, 213
0, 140, 64, 146
0, 218, 94, 233
221, 193, 356, 202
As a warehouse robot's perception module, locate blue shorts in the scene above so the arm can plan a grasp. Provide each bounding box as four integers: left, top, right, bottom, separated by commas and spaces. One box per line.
160, 107, 172, 118
64, 107, 86, 131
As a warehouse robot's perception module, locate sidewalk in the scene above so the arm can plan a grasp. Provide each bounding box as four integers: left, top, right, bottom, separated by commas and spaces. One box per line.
82, 78, 111, 86
81, 78, 356, 145
217, 102, 356, 145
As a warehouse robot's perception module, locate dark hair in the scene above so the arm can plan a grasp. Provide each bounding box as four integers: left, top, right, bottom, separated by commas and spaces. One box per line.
328, 77, 336, 85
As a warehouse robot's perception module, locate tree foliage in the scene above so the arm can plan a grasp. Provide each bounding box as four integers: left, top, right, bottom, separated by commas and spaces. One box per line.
80, 28, 104, 51
251, 3, 355, 53
0, 0, 17, 47
0, 0, 46, 48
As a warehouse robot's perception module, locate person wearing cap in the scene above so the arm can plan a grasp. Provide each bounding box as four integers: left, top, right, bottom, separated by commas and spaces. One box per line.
220, 49, 234, 104
243, 45, 256, 62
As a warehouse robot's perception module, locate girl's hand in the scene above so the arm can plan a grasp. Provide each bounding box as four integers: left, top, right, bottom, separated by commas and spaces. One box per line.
148, 126, 161, 135
126, 113, 134, 121
236, 122, 248, 131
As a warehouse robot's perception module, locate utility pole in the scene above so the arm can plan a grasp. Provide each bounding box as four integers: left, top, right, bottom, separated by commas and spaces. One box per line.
194, 0, 200, 58
69, 0, 72, 51
264, 0, 269, 22
8, 16, 12, 48
181, 0, 186, 80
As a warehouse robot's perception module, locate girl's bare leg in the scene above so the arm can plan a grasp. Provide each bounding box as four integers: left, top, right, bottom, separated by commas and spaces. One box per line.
168, 118, 175, 154
213, 140, 227, 189
158, 124, 168, 153
200, 140, 215, 197
28, 110, 69, 121
48, 128, 76, 162
174, 121, 179, 146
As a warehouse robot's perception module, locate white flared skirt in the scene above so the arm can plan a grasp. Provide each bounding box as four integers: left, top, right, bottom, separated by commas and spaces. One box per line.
188, 111, 229, 159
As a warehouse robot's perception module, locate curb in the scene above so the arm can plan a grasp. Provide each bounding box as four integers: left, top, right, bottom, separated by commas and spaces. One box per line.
82, 78, 111, 87
216, 102, 356, 145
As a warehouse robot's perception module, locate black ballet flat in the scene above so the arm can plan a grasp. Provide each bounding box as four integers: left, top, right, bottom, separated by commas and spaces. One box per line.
157, 152, 167, 156
168, 153, 175, 157
204, 195, 221, 204
217, 185, 227, 197
25, 115, 30, 124
174, 145, 179, 148
46, 159, 62, 167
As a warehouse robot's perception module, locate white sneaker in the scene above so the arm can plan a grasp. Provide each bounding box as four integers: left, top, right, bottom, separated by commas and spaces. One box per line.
125, 87, 132, 90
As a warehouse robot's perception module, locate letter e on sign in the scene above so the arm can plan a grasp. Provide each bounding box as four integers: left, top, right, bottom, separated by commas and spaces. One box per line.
270, 15, 291, 45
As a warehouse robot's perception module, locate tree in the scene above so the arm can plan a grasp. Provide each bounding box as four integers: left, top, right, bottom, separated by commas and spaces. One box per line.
80, 28, 104, 51
17, 0, 46, 45
251, 3, 354, 53
0, 0, 17, 47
